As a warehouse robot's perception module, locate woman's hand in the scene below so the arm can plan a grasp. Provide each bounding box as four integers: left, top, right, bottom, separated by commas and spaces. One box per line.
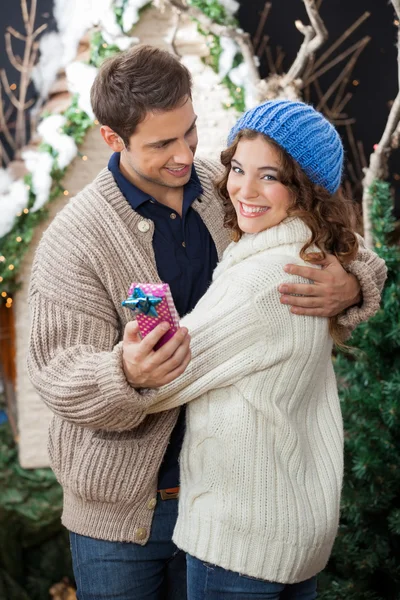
122, 321, 192, 388
278, 253, 361, 317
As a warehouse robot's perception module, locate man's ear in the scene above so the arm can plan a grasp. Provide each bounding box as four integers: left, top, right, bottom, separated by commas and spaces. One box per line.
100, 126, 125, 152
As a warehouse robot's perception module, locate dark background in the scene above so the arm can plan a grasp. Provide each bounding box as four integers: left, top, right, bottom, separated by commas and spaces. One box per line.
0, 0, 399, 215
237, 0, 400, 216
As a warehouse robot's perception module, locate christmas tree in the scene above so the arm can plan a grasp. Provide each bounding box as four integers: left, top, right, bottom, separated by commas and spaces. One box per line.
319, 180, 400, 600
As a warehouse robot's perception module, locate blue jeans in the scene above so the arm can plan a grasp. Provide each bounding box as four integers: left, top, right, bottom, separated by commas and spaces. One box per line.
187, 555, 318, 600
70, 498, 186, 600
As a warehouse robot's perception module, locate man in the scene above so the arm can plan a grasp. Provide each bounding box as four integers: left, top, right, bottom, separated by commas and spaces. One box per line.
28, 45, 387, 600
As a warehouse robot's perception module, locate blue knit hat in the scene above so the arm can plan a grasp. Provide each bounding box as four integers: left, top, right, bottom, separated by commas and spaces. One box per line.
227, 99, 343, 195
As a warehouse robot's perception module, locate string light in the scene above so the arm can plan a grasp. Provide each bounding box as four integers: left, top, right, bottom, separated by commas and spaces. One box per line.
5, 298, 12, 308
394, 173, 400, 181
82, 155, 88, 161
102, 43, 108, 48
0, 277, 3, 282
1, 292, 7, 298
8, 264, 15, 271
0, 256, 5, 262
16, 237, 22, 242
25, 184, 31, 190
226, 102, 232, 108
352, 80, 360, 86
63, 190, 69, 196
394, 19, 399, 26
236, 87, 241, 92
16, 212, 22, 217
10, 83, 17, 90
23, 208, 29, 214
94, 119, 99, 125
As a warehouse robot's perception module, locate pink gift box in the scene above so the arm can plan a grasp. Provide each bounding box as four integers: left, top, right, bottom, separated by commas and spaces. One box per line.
124, 283, 180, 350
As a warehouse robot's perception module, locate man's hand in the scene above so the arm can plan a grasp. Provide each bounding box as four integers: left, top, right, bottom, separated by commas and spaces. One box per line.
122, 321, 191, 388
278, 253, 362, 317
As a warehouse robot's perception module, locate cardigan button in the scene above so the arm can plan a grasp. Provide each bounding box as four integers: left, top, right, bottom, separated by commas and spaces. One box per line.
137, 220, 150, 233
147, 497, 157, 510
135, 527, 147, 541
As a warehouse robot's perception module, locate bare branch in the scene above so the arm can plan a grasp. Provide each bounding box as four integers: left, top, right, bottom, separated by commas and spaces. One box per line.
23, 97, 35, 110
256, 34, 269, 58
357, 140, 368, 169
315, 42, 367, 112
27, 0, 38, 33
346, 122, 363, 180
5, 32, 24, 73
304, 0, 329, 53
304, 36, 370, 87
168, 8, 181, 57
21, 0, 29, 28
0, 70, 21, 109
0, 85, 17, 150
362, 0, 400, 247
333, 118, 356, 126
282, 0, 327, 85
7, 26, 27, 42
313, 12, 370, 71
265, 46, 276, 74
0, 139, 11, 165
332, 92, 353, 117
275, 46, 285, 73
32, 23, 48, 41
253, 2, 272, 53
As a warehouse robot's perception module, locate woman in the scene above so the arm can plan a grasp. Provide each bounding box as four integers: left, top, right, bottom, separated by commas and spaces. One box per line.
146, 99, 361, 599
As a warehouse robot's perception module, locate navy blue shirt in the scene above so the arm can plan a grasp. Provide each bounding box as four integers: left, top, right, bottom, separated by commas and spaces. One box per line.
108, 152, 218, 489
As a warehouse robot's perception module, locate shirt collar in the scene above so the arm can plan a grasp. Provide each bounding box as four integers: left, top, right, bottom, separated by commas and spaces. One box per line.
108, 152, 203, 211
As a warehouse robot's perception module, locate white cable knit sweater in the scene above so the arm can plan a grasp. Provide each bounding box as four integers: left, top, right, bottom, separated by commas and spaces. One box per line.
148, 217, 344, 584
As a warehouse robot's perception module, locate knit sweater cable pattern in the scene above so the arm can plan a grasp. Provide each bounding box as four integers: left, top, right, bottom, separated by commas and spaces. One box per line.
148, 218, 345, 583
27, 157, 386, 546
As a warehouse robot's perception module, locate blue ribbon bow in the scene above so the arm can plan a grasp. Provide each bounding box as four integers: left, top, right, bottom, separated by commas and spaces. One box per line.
122, 286, 163, 318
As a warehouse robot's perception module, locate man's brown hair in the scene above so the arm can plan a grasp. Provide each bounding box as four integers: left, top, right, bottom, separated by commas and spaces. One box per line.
90, 44, 192, 145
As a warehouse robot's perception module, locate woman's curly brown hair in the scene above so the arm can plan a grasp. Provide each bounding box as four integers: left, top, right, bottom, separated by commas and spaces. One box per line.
215, 129, 360, 347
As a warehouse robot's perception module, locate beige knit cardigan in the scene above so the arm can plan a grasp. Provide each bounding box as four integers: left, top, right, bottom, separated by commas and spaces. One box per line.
27, 157, 387, 543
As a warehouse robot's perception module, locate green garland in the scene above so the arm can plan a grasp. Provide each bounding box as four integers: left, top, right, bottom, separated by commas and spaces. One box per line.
114, 1, 152, 32
191, 0, 246, 113
0, 33, 121, 306
89, 31, 121, 69
189, 0, 237, 26
200, 29, 245, 113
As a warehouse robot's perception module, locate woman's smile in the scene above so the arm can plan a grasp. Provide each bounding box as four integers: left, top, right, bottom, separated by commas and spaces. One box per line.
239, 201, 270, 217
